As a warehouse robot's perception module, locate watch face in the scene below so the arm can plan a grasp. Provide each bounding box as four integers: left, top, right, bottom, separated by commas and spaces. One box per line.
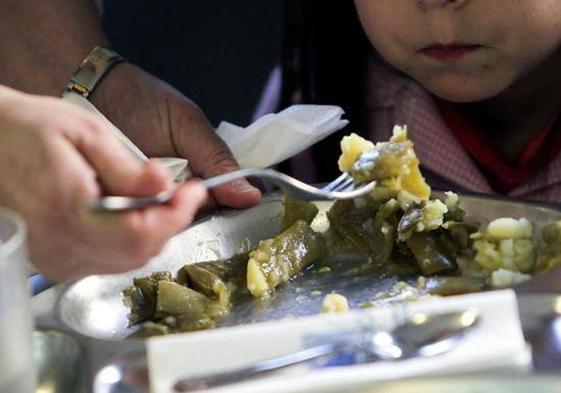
67, 46, 124, 96
89, 47, 122, 70
89, 49, 106, 68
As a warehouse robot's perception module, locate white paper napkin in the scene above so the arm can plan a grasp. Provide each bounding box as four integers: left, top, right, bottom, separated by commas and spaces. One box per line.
215, 105, 349, 170
63, 92, 348, 181
148, 289, 531, 393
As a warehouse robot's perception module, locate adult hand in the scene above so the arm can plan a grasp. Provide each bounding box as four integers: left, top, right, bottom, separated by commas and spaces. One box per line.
0, 86, 208, 281
90, 62, 262, 210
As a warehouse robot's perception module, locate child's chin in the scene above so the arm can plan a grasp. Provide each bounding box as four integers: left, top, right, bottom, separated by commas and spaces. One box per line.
424, 78, 509, 103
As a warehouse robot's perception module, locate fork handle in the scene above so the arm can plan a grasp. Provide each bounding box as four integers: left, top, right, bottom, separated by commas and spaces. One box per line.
200, 168, 271, 188
200, 168, 332, 201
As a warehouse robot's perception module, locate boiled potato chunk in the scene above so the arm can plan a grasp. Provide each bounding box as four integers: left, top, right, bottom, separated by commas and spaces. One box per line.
471, 217, 536, 274
338, 133, 374, 173
321, 293, 349, 313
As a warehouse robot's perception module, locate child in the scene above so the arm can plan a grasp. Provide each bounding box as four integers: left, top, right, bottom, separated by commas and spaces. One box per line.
353, 0, 561, 203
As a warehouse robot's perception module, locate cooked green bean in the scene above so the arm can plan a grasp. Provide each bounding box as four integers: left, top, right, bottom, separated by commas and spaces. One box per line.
247, 220, 325, 297
122, 271, 173, 325
181, 253, 248, 307
283, 197, 319, 229
406, 232, 459, 275
156, 281, 210, 315
425, 276, 488, 296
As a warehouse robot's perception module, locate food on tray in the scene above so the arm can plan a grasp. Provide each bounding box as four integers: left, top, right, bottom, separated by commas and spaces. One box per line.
123, 125, 561, 336
178, 253, 248, 307
123, 255, 247, 335
535, 222, 561, 273
282, 197, 319, 229
325, 197, 400, 263
125, 276, 217, 335
471, 217, 535, 287
156, 281, 210, 315
321, 293, 349, 314
122, 271, 173, 326
325, 128, 473, 278
247, 220, 326, 297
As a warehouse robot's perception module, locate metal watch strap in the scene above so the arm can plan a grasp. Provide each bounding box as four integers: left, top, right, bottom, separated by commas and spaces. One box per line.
65, 46, 125, 98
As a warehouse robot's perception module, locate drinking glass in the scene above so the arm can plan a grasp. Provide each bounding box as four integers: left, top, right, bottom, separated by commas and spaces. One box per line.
0, 208, 36, 393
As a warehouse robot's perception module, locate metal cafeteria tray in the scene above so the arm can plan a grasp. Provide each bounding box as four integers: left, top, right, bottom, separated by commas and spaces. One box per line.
32, 192, 561, 392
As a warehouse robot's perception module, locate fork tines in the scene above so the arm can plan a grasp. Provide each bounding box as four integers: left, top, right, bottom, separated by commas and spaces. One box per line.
322, 173, 355, 192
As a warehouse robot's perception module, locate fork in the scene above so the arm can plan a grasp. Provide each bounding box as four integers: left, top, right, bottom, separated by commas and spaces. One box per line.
88, 168, 377, 213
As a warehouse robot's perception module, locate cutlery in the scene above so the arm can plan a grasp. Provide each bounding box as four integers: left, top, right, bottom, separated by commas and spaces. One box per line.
89, 170, 377, 213
173, 308, 479, 392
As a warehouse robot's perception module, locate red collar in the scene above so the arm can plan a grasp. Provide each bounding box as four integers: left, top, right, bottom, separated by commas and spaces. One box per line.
434, 98, 561, 194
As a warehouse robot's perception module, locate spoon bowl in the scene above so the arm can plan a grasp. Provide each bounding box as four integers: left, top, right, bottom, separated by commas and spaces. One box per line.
370, 308, 479, 360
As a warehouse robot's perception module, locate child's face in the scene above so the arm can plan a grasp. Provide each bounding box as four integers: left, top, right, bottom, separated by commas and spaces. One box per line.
354, 0, 561, 102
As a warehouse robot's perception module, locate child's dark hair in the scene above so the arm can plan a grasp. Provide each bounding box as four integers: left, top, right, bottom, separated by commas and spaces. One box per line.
280, 0, 372, 180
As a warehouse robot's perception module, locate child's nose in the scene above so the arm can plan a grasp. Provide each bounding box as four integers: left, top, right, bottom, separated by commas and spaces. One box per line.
417, 0, 468, 10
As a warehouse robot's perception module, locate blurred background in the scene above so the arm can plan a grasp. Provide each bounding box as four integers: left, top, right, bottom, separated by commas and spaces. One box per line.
102, 0, 371, 180
103, 0, 284, 126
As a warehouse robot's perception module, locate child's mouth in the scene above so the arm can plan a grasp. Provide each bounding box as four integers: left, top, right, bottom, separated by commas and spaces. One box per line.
420, 43, 481, 62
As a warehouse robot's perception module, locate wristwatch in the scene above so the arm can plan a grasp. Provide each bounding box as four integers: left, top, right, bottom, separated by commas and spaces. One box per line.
64, 46, 125, 98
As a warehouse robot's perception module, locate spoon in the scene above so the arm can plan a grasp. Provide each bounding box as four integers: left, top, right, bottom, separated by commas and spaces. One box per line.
173, 308, 479, 392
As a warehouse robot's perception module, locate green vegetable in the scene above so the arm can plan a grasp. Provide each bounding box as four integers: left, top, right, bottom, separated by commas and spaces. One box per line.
247, 220, 325, 297
425, 276, 488, 296
156, 281, 210, 315
122, 271, 173, 325
181, 253, 248, 307
283, 197, 319, 229
326, 195, 398, 263
535, 222, 561, 273
406, 232, 459, 275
